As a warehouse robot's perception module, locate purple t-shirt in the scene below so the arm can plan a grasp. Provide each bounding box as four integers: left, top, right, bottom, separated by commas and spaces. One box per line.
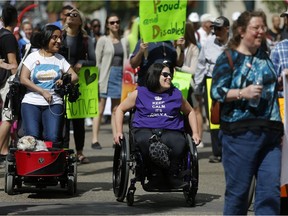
132, 86, 184, 131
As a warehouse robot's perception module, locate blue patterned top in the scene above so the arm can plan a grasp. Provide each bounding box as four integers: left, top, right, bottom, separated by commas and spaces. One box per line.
211, 49, 282, 124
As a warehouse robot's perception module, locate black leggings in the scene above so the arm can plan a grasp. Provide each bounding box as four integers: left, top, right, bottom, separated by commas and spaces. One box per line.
133, 128, 186, 166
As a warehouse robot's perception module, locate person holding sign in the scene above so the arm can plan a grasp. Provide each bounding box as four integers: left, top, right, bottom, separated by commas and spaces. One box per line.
20, 25, 78, 147
114, 61, 200, 189
194, 16, 230, 161
130, 38, 185, 86
92, 13, 128, 149
211, 11, 283, 215
60, 8, 96, 164
175, 21, 200, 142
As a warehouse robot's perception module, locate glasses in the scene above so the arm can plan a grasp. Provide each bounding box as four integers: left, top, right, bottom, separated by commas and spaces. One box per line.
161, 72, 173, 79
50, 35, 61, 41
248, 25, 267, 33
109, 20, 120, 25
65, 13, 79, 17
93, 24, 100, 28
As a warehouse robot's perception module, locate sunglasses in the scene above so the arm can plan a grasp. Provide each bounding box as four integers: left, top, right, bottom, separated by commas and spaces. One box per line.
109, 20, 120, 25
161, 72, 173, 79
66, 13, 79, 17
93, 24, 100, 28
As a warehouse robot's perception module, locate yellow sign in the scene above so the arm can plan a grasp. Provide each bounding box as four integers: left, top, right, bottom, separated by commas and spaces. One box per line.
206, 78, 220, 129
139, 0, 187, 43
66, 66, 99, 119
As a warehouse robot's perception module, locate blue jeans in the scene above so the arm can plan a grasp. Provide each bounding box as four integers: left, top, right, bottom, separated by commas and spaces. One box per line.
21, 103, 64, 143
219, 130, 282, 215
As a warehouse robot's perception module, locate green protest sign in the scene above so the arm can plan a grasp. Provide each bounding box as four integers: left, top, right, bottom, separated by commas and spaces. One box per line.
66, 66, 99, 119
172, 70, 191, 98
139, 0, 187, 43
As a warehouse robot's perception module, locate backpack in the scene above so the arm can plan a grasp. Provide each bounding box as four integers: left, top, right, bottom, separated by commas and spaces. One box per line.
0, 30, 13, 88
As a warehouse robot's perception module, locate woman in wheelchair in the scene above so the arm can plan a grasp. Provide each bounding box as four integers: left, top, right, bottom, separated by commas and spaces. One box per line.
114, 61, 200, 189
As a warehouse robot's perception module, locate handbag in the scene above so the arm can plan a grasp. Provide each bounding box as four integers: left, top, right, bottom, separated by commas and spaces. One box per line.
210, 50, 234, 124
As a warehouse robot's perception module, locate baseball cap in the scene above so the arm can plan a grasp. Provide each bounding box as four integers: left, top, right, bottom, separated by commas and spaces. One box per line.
188, 12, 199, 22
200, 13, 215, 23
211, 16, 230, 27
280, 9, 288, 17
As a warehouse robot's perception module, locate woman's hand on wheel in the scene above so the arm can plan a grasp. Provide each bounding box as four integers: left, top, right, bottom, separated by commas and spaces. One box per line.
192, 133, 201, 145
114, 132, 123, 145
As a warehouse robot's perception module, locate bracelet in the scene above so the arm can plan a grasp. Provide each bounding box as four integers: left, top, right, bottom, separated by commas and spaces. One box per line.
237, 89, 242, 100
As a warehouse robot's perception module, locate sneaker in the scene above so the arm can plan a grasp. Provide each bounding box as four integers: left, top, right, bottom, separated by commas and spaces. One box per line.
91, 142, 102, 150
197, 141, 204, 148
209, 155, 222, 163
85, 118, 93, 127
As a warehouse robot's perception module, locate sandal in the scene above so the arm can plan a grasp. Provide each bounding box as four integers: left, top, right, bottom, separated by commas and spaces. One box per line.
78, 155, 90, 164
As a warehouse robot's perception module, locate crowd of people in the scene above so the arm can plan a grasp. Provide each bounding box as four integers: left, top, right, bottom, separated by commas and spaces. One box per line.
0, 2, 288, 214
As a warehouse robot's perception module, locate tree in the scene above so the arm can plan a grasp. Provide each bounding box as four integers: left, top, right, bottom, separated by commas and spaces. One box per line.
262, 0, 288, 13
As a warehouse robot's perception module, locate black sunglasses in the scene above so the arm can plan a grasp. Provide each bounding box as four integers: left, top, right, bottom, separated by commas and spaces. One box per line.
66, 13, 79, 17
161, 72, 173, 79
109, 20, 120, 25
93, 24, 101, 28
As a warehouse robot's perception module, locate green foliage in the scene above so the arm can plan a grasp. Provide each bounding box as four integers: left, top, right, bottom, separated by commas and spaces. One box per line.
76, 1, 105, 13
46, 1, 64, 14
262, 0, 287, 13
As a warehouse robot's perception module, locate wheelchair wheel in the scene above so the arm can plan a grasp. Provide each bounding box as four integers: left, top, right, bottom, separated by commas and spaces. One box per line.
67, 175, 75, 195
113, 133, 130, 202
183, 135, 199, 207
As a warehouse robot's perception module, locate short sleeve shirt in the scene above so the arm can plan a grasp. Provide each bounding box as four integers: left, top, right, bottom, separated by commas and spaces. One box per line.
22, 51, 71, 105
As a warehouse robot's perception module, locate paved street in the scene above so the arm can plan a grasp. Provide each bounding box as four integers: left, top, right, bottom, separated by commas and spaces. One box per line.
0, 121, 254, 215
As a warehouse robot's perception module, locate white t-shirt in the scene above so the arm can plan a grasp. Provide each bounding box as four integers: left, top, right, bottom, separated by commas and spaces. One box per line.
22, 51, 71, 106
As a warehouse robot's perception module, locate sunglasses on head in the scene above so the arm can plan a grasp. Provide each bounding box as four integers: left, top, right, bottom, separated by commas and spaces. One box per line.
161, 72, 173, 79
66, 13, 79, 17
109, 20, 120, 25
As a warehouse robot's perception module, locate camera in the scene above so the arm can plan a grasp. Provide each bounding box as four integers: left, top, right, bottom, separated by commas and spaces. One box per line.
55, 73, 80, 102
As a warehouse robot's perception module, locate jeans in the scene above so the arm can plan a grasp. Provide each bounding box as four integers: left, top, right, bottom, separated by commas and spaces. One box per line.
219, 129, 282, 215
21, 103, 64, 143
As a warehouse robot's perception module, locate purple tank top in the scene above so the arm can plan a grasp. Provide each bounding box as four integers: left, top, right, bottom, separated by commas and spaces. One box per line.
132, 86, 184, 131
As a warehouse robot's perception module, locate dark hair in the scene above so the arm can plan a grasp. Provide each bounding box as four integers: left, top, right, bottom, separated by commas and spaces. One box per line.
30, 25, 61, 49
145, 61, 173, 92
90, 18, 101, 26
62, 5, 73, 12
1, 4, 18, 27
184, 21, 197, 48
228, 10, 265, 49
